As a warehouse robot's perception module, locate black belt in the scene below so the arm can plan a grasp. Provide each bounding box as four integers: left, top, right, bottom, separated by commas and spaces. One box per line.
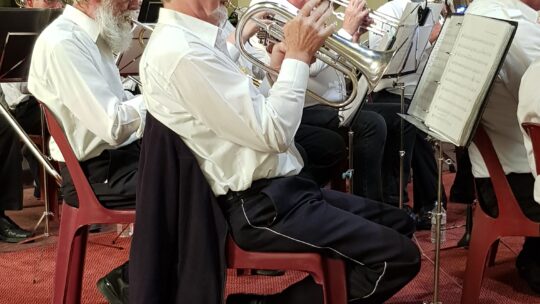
219, 179, 271, 206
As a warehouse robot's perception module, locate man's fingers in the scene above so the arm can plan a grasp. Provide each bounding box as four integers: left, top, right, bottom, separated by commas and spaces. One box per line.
320, 22, 336, 38
308, 0, 331, 22
299, 0, 322, 17
315, 6, 334, 29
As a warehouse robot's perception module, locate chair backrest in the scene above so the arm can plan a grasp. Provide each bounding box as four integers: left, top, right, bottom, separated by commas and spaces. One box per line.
522, 122, 540, 175
40, 103, 133, 222
473, 125, 529, 220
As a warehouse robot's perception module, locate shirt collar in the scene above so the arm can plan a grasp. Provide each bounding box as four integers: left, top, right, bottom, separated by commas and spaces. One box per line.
513, 0, 539, 24
157, 8, 220, 48
63, 5, 100, 42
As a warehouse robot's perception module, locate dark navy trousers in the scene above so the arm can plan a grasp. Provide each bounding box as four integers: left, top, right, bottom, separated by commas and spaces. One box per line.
219, 176, 421, 304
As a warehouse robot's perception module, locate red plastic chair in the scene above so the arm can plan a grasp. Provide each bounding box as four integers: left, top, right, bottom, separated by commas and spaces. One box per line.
41, 105, 135, 304
461, 126, 540, 304
227, 237, 348, 304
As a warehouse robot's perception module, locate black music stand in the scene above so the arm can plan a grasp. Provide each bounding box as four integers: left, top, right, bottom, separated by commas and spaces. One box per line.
0, 8, 61, 80
116, 24, 151, 79
0, 8, 63, 244
137, 0, 162, 23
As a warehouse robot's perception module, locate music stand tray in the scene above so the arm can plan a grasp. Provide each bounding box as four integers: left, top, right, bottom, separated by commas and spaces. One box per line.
0, 8, 61, 82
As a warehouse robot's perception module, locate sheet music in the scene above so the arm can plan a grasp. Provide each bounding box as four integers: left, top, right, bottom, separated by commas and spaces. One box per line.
424, 14, 514, 146
382, 2, 421, 76
409, 15, 463, 121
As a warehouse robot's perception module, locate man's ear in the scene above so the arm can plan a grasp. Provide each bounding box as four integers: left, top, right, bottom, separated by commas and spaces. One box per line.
26, 0, 34, 8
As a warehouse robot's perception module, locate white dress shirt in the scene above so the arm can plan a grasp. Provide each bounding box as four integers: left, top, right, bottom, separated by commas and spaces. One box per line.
0, 83, 31, 109
517, 59, 540, 204
28, 5, 145, 162
141, 8, 306, 195
465, 0, 540, 178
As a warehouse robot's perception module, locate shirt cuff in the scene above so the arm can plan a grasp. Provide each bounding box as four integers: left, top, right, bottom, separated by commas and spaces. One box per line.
226, 41, 241, 63
276, 59, 309, 90
124, 95, 146, 137
337, 28, 354, 41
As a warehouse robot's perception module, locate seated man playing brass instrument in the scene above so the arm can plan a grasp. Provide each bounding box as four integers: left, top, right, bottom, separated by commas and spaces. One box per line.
131, 0, 421, 302
28, 0, 145, 302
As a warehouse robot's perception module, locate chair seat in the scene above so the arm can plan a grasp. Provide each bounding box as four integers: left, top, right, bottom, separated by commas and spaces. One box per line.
226, 237, 347, 304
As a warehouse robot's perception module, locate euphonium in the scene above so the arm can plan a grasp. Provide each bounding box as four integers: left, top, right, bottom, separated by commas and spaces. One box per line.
131, 19, 156, 48
235, 1, 397, 108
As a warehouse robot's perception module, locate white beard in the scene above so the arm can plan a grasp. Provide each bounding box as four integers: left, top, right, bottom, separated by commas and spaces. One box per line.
95, 1, 135, 54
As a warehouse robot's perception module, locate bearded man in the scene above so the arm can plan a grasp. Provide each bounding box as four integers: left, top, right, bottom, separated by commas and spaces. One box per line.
28, 0, 145, 302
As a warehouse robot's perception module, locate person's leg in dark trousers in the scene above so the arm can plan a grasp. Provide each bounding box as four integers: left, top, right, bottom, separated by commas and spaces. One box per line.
295, 125, 346, 187
347, 110, 387, 201
0, 98, 41, 242
475, 173, 540, 293
221, 176, 421, 303
411, 132, 447, 213
0, 110, 25, 214
58, 141, 140, 209
450, 147, 476, 204
300, 106, 389, 201
14, 98, 43, 198
295, 106, 346, 187
362, 103, 416, 206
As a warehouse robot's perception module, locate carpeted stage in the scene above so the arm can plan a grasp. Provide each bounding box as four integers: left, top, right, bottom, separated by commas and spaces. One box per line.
0, 173, 539, 304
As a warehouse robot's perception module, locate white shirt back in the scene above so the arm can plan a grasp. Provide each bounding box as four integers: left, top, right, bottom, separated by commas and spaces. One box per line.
141, 8, 306, 195
518, 60, 540, 204
28, 5, 145, 162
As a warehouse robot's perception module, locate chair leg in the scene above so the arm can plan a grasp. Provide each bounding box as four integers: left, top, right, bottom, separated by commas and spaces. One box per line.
53, 207, 77, 304
52, 206, 88, 304
323, 258, 347, 304
487, 239, 499, 267
461, 233, 497, 304
65, 227, 89, 304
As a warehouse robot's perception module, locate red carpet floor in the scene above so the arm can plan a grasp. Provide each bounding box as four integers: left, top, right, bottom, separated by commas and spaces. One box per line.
0, 174, 539, 303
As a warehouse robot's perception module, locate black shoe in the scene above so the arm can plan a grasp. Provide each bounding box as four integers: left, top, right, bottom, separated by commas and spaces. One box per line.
0, 216, 32, 243
516, 250, 540, 294
97, 264, 129, 304
415, 212, 432, 231
402, 205, 418, 221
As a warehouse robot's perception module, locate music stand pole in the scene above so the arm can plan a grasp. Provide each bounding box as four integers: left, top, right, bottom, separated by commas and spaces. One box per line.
395, 81, 406, 209
432, 139, 444, 304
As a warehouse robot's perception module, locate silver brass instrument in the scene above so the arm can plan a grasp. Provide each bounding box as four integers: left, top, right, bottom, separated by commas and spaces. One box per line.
131, 19, 155, 48
330, 0, 400, 36
235, 1, 397, 108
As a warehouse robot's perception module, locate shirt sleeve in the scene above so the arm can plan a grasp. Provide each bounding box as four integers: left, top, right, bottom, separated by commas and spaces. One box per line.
40, 40, 143, 146
169, 50, 309, 153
